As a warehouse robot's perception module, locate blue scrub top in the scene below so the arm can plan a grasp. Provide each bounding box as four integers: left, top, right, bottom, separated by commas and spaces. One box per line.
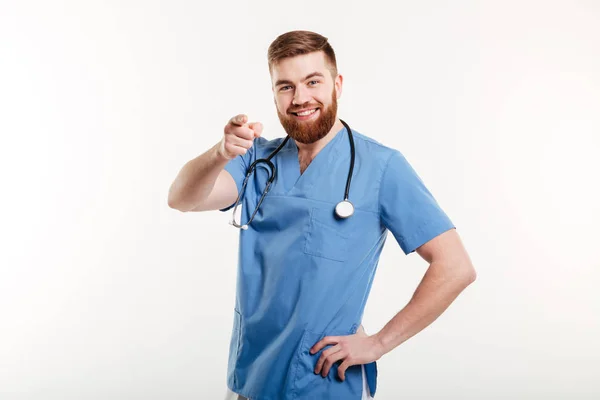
220, 124, 455, 400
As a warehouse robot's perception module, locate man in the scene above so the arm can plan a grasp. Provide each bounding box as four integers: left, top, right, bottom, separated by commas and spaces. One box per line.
168, 30, 476, 400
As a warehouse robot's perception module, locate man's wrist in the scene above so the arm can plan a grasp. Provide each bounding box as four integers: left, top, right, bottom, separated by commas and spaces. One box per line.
371, 331, 388, 359
214, 142, 233, 163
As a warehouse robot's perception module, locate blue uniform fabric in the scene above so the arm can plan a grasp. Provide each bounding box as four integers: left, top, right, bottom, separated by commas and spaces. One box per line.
220, 125, 455, 399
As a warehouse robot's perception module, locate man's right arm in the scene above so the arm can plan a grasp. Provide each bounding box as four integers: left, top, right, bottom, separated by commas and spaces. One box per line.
167, 142, 238, 212
167, 114, 261, 212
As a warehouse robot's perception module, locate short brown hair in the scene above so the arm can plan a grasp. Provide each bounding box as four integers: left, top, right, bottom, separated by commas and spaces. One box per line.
267, 30, 338, 79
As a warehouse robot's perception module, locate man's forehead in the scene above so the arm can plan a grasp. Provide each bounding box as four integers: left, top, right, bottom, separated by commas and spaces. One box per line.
271, 52, 329, 81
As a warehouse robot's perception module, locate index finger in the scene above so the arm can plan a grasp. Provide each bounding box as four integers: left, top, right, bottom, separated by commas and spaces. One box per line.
229, 114, 247, 127
309, 335, 341, 354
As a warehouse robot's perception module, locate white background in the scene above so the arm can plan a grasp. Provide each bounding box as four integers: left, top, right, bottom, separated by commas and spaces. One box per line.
1, 1, 599, 399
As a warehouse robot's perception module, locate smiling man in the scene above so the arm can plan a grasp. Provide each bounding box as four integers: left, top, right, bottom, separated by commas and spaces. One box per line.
168, 30, 476, 400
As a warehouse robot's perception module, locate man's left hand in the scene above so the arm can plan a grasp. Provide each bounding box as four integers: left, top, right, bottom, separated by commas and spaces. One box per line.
310, 325, 384, 381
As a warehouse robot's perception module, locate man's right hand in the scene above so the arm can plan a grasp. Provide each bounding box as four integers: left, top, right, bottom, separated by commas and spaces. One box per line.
219, 114, 264, 160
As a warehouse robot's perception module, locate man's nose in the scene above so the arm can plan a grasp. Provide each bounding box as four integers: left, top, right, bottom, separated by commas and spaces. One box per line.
292, 85, 311, 106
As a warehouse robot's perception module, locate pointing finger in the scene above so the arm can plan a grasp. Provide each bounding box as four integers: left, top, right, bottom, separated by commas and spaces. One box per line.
230, 114, 247, 127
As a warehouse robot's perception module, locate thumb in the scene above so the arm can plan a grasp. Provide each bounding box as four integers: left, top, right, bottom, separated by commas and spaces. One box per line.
248, 122, 263, 138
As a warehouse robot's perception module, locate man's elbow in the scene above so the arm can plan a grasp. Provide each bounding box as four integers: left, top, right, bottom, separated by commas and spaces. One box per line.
167, 194, 190, 212
460, 263, 477, 285
442, 260, 476, 287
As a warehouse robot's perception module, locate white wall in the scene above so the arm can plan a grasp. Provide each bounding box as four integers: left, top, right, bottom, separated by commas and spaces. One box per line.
1, 1, 598, 399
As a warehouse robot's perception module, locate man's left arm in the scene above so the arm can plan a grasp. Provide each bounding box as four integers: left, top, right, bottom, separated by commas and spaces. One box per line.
372, 227, 476, 356
312, 228, 476, 380
312, 150, 476, 380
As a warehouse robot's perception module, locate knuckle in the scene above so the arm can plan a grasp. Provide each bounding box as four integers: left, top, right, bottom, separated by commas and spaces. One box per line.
237, 131, 248, 140
233, 128, 248, 139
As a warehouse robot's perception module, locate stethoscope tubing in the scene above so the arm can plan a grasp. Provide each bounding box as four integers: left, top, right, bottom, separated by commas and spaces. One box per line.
230, 119, 355, 229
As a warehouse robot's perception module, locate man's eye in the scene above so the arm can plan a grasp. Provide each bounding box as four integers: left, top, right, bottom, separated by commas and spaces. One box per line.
280, 86, 291, 91
309, 80, 318, 85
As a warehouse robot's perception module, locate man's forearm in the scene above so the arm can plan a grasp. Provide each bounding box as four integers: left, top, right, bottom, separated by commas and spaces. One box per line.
373, 261, 475, 357
167, 142, 229, 211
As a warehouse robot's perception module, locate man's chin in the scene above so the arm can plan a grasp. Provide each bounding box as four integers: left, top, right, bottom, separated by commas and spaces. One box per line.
291, 134, 318, 145
284, 125, 327, 144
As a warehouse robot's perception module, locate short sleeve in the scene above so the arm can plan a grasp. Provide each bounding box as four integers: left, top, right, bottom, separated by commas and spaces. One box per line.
218, 145, 255, 212
379, 150, 455, 254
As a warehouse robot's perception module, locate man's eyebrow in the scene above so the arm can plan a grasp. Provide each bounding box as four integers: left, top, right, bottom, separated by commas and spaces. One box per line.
275, 72, 325, 87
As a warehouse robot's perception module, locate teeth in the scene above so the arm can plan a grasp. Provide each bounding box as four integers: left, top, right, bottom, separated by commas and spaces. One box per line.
297, 109, 317, 116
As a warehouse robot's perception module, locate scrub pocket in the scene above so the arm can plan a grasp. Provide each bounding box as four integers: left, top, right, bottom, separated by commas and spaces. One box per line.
227, 308, 243, 388
289, 325, 364, 399
303, 206, 353, 262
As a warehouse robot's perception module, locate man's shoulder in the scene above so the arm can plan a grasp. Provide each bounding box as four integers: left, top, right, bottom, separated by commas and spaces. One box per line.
351, 129, 401, 166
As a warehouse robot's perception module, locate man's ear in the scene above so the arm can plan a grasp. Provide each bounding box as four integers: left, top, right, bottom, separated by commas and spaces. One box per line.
335, 74, 343, 99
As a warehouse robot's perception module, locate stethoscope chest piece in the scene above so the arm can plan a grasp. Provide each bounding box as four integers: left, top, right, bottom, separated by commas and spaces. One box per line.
335, 200, 354, 219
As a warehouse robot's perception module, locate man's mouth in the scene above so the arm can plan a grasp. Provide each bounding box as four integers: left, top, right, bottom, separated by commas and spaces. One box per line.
291, 108, 319, 117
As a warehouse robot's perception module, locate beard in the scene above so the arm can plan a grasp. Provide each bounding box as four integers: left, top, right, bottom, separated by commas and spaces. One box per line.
276, 88, 338, 144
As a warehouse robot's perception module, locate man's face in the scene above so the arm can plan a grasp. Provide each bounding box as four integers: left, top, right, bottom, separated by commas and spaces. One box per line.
271, 51, 342, 144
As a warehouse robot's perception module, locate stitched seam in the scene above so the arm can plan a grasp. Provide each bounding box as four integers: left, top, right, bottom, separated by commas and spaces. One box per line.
264, 195, 379, 215
378, 151, 397, 228
351, 131, 388, 148
290, 329, 309, 399
233, 309, 242, 390
319, 229, 388, 335
303, 207, 351, 262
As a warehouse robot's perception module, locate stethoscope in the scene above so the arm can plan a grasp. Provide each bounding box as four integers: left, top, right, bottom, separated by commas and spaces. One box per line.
229, 119, 356, 230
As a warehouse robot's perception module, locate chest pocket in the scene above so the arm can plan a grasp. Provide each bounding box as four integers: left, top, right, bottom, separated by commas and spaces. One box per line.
303, 206, 354, 262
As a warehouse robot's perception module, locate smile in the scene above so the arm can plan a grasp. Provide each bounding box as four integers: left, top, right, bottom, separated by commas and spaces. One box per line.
292, 108, 319, 120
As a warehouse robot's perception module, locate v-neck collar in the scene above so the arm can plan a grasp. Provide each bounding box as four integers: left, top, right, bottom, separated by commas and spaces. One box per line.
284, 125, 347, 195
